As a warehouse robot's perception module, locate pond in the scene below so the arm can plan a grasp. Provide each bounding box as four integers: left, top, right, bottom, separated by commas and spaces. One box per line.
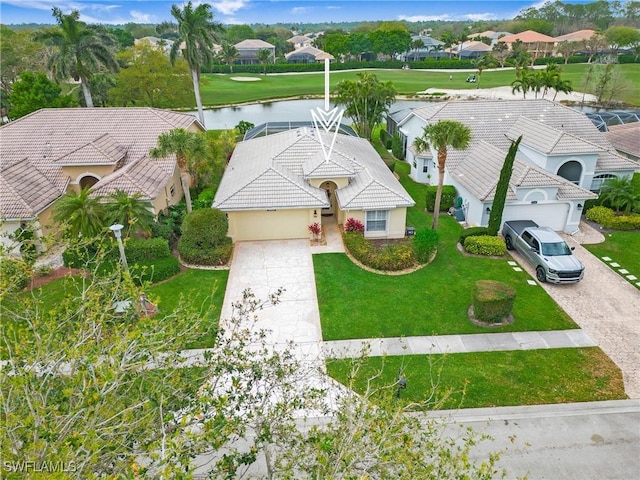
190, 99, 639, 132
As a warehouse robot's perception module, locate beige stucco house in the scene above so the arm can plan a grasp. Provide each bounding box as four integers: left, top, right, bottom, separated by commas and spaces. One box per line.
0, 107, 203, 254
213, 127, 415, 242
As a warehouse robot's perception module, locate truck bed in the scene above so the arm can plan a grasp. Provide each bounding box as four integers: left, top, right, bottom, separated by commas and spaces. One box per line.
503, 220, 538, 236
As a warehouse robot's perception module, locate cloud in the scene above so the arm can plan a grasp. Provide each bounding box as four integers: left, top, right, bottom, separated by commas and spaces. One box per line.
291, 7, 309, 15
212, 0, 249, 16
398, 12, 497, 22
129, 10, 155, 24
464, 13, 498, 21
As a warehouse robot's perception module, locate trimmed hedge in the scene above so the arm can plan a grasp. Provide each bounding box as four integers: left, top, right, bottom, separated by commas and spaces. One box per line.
391, 132, 404, 160
131, 257, 181, 284
472, 280, 516, 323
178, 208, 231, 266
425, 185, 457, 212
464, 236, 506, 256
125, 238, 171, 263
413, 229, 438, 263
586, 206, 640, 231
459, 227, 489, 245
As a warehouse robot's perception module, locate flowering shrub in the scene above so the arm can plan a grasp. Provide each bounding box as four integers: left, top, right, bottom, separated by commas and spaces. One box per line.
308, 222, 321, 241
344, 217, 364, 233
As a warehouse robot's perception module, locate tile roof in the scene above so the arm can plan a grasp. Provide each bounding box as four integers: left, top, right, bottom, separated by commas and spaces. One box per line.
554, 30, 596, 42
459, 41, 492, 53
604, 122, 640, 158
0, 108, 200, 219
500, 30, 556, 43
213, 128, 414, 211
507, 116, 604, 155
235, 39, 274, 49
285, 45, 334, 61
405, 99, 637, 173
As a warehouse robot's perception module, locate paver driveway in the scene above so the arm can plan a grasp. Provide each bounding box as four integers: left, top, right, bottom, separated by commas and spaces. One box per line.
509, 235, 640, 399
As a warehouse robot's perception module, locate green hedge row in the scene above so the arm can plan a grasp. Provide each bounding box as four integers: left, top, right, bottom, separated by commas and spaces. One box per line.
126, 238, 172, 263
472, 280, 516, 323
425, 185, 457, 212
464, 235, 506, 256
131, 257, 181, 284
458, 227, 489, 245
586, 206, 640, 231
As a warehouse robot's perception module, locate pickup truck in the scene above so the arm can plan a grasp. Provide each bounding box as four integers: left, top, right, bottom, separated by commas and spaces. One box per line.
502, 220, 584, 284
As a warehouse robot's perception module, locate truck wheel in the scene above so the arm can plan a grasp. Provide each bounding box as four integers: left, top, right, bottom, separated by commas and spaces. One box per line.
505, 236, 514, 251
536, 266, 546, 283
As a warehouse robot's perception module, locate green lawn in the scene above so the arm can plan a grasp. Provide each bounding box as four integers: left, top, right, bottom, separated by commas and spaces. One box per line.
200, 64, 640, 107
584, 231, 640, 289
315, 162, 576, 341
1, 268, 228, 355
326, 348, 627, 409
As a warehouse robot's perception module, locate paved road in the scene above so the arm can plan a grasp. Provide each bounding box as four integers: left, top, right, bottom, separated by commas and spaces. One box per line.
508, 239, 640, 399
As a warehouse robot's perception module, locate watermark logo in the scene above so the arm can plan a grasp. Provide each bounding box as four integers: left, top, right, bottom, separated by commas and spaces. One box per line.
3, 460, 77, 473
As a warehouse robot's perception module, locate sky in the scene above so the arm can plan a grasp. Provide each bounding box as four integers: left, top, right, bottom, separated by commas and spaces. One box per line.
0, 0, 599, 26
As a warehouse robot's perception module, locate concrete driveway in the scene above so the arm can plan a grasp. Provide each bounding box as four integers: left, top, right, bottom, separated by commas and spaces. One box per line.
508, 233, 640, 399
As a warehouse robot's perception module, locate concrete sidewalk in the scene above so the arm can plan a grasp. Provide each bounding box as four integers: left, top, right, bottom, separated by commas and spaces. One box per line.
322, 329, 597, 359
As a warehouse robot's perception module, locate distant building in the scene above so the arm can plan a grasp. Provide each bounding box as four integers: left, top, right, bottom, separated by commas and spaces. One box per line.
499, 30, 556, 61
399, 35, 445, 61
234, 39, 275, 65
134, 36, 174, 54
288, 35, 314, 49
285, 46, 334, 63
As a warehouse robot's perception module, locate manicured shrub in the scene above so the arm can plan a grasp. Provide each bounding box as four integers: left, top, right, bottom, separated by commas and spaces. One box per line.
151, 222, 175, 243
179, 208, 231, 266
345, 217, 365, 233
131, 257, 181, 284
586, 206, 615, 225
180, 236, 233, 266
379, 129, 393, 149
472, 280, 516, 323
391, 132, 405, 160
606, 214, 640, 231
425, 185, 456, 212
458, 226, 489, 245
63, 240, 116, 269
125, 238, 171, 263
193, 187, 216, 210
412, 229, 438, 263
342, 232, 416, 271
464, 236, 506, 256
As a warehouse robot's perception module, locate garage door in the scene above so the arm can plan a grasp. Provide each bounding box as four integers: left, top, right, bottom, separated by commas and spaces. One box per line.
229, 209, 311, 241
502, 203, 570, 231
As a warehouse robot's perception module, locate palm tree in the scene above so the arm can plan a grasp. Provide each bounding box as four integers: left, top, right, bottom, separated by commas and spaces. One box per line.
256, 48, 273, 75
599, 176, 640, 214
473, 54, 497, 89
511, 69, 534, 99
170, 1, 222, 127
413, 120, 472, 229
149, 128, 206, 212
52, 188, 105, 238
219, 42, 240, 73
34, 8, 118, 108
104, 190, 155, 237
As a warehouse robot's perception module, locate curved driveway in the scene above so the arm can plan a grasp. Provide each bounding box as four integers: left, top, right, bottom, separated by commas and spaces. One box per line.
509, 232, 640, 399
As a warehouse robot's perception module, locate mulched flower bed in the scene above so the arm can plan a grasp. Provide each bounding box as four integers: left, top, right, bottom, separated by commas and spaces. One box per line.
29, 267, 86, 290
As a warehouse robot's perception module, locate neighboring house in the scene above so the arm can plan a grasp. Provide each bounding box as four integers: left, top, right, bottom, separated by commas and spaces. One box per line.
448, 41, 492, 59
399, 35, 445, 61
288, 35, 313, 49
213, 127, 415, 242
135, 36, 174, 54
604, 122, 640, 162
285, 46, 334, 63
468, 31, 512, 46
234, 39, 275, 64
390, 99, 639, 233
499, 30, 556, 61
554, 29, 596, 43
0, 108, 203, 254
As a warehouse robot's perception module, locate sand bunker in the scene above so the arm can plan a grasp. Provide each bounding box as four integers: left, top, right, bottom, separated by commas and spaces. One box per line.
230, 76, 261, 82
417, 85, 596, 103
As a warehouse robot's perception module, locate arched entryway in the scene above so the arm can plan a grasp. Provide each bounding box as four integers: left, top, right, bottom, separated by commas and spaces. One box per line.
557, 161, 582, 185
320, 180, 338, 216
79, 175, 100, 189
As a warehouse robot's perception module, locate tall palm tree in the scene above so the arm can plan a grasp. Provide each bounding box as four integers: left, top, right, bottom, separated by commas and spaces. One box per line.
149, 128, 206, 212
104, 190, 155, 237
219, 42, 240, 73
413, 120, 471, 230
170, 1, 222, 127
256, 48, 273, 75
52, 188, 105, 238
35, 8, 118, 108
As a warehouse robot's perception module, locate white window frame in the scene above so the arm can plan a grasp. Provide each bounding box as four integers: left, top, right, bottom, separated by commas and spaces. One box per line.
366, 210, 388, 233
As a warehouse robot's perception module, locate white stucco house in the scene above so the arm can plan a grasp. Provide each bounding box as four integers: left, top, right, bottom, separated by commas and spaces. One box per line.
388, 99, 639, 233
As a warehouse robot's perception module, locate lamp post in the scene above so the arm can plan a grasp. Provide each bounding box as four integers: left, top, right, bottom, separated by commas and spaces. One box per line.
109, 223, 129, 274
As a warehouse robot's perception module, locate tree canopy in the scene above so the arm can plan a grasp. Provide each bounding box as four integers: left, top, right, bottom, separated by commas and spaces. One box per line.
7, 71, 76, 119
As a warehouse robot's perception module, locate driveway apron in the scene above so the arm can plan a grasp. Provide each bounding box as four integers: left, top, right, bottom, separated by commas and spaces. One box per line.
220, 239, 324, 366
509, 235, 640, 399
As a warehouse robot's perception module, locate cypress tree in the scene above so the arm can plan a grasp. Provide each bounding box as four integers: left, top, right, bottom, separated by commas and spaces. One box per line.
488, 135, 522, 236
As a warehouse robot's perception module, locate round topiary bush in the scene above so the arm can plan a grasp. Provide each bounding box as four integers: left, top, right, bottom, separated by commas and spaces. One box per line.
178, 208, 232, 265
471, 280, 516, 325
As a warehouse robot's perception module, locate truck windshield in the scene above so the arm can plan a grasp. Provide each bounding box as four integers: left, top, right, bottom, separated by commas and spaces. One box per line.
542, 242, 572, 256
